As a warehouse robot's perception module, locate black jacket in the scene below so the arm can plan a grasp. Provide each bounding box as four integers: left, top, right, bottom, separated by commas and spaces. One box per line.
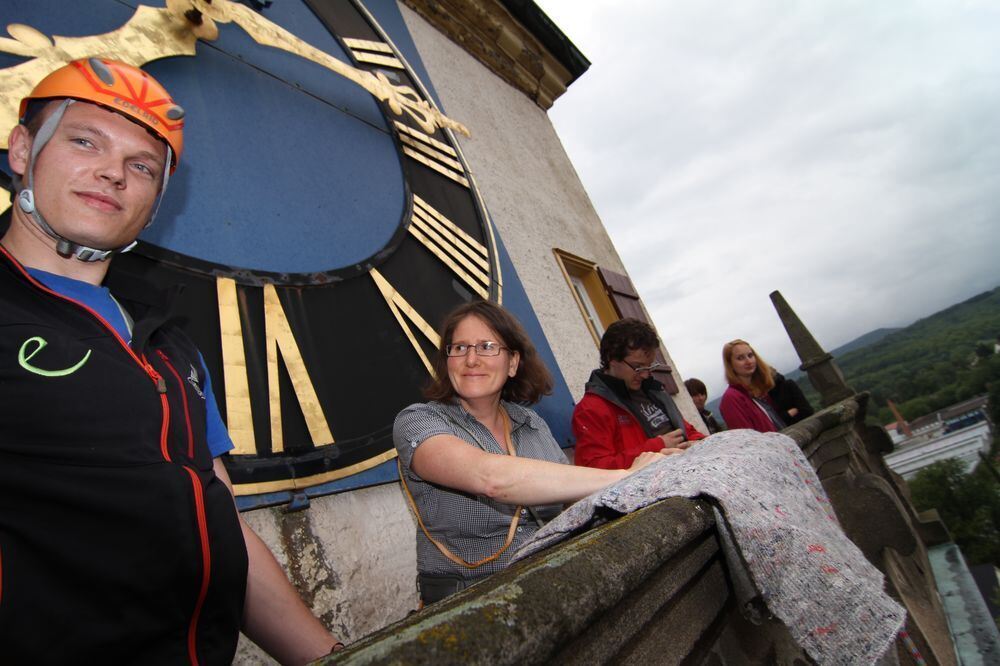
699, 408, 724, 434
0, 246, 247, 664
769, 372, 815, 426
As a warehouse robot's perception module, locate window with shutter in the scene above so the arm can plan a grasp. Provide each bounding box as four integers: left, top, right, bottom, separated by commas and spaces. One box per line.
553, 249, 619, 346
552, 251, 680, 395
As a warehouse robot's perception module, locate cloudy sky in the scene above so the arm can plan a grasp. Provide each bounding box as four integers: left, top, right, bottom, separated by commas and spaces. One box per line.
534, 0, 1000, 398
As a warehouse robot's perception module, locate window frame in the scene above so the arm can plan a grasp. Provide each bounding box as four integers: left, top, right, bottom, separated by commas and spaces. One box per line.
553, 248, 619, 347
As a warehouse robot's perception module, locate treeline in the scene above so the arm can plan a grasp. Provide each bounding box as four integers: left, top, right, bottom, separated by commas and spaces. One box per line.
796, 287, 1000, 424
908, 456, 1000, 566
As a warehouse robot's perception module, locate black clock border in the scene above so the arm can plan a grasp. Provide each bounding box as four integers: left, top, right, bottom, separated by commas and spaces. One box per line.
122, 0, 501, 489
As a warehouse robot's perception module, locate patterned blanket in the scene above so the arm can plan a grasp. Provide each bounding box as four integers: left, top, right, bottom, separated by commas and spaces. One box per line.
512, 430, 905, 665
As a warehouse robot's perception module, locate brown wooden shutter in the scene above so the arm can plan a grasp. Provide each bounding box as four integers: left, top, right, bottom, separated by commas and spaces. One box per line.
597, 267, 679, 394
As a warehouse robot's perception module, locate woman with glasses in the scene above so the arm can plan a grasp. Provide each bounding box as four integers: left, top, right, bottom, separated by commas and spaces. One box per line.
572, 318, 705, 470
394, 301, 663, 605
719, 339, 785, 432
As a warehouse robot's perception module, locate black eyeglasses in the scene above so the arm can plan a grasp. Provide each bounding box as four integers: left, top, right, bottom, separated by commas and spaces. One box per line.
445, 341, 509, 357
622, 359, 666, 374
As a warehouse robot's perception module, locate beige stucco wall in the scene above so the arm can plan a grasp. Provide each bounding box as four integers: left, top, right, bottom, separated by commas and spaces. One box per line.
398, 4, 702, 427
235, 484, 418, 663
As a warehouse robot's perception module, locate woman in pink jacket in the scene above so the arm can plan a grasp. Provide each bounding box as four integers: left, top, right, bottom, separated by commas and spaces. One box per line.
719, 339, 786, 432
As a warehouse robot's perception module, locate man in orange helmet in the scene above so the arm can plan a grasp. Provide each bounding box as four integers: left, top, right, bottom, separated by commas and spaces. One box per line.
0, 58, 341, 664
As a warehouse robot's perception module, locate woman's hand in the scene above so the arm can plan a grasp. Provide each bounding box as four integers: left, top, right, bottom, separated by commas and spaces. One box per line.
628, 450, 666, 472
787, 407, 799, 418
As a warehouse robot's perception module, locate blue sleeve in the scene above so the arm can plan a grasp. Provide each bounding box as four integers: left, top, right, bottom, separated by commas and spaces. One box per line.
200, 353, 235, 458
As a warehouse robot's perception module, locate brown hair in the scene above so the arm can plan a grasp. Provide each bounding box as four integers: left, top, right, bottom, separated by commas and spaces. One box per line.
599, 318, 660, 369
722, 339, 775, 397
684, 377, 707, 396
424, 300, 553, 405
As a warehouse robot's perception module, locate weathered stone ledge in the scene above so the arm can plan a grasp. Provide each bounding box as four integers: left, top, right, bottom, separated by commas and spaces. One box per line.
323, 498, 720, 664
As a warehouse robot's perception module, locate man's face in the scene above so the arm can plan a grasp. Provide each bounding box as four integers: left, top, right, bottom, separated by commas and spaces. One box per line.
8, 101, 166, 251
607, 346, 657, 391
690, 392, 707, 411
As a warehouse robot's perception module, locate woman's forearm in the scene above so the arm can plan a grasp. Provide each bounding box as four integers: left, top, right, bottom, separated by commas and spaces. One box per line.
413, 434, 663, 507
479, 454, 629, 505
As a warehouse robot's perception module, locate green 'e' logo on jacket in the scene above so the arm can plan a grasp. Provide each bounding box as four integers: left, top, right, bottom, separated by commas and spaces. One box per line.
18, 336, 92, 377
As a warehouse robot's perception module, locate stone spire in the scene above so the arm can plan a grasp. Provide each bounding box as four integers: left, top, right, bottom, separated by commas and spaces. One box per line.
769, 290, 854, 407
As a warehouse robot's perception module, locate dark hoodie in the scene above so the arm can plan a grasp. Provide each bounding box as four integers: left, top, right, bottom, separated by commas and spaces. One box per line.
769, 372, 815, 425
0, 245, 247, 664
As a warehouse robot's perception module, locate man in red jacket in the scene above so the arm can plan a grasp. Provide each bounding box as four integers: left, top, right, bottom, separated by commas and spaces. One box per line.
573, 319, 704, 469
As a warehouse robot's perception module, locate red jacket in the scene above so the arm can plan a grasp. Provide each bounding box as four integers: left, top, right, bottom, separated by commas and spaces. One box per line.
573, 372, 705, 470
719, 383, 779, 432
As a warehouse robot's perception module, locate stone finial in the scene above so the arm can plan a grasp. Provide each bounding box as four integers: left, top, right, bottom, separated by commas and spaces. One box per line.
770, 290, 854, 406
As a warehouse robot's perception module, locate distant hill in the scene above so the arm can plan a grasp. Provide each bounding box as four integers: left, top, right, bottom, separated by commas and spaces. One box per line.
707, 287, 1000, 426
785, 328, 900, 381
800, 287, 1000, 423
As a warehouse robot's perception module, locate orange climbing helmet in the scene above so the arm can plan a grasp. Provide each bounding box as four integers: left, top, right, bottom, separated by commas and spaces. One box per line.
20, 57, 185, 172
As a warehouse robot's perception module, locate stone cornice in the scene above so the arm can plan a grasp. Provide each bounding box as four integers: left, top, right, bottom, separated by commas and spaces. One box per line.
400, 0, 586, 109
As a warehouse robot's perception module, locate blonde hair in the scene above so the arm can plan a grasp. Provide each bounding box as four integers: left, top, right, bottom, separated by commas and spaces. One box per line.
722, 339, 775, 397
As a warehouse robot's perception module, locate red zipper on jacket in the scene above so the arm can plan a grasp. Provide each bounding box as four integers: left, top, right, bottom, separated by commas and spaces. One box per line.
154, 350, 214, 664
2, 247, 211, 662
151, 351, 212, 665
183, 466, 212, 666
155, 380, 173, 462
157, 350, 195, 459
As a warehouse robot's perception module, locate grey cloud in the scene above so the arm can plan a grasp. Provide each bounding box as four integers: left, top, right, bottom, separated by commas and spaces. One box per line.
537, 0, 1000, 397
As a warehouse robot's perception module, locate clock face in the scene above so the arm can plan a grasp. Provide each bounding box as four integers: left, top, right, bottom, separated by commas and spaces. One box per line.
1, 0, 580, 507
89, 0, 504, 500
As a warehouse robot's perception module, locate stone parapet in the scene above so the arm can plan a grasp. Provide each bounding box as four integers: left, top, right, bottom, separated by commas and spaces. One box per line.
786, 395, 956, 665
323, 496, 804, 664
320, 394, 957, 665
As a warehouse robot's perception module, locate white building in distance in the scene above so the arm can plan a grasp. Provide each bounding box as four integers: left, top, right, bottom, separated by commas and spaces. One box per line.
883, 395, 993, 479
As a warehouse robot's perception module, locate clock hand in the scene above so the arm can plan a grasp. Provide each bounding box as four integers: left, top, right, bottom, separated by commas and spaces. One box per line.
0, 0, 468, 158
191, 0, 470, 137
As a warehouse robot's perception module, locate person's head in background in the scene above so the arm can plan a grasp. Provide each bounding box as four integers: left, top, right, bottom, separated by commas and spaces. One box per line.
684, 377, 709, 411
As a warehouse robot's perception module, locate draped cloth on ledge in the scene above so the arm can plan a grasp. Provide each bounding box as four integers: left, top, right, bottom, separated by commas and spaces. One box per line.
512, 430, 905, 666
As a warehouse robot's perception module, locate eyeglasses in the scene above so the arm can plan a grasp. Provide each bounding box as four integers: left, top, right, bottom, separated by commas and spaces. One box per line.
445, 341, 509, 357
622, 359, 666, 374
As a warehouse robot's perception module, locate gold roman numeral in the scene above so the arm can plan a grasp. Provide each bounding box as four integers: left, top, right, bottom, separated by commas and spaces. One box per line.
394, 120, 470, 187
217, 278, 334, 455
217, 277, 256, 455
343, 37, 404, 69
370, 268, 441, 376
409, 194, 490, 299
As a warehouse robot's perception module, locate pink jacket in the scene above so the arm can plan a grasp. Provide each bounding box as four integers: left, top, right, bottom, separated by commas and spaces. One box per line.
720, 383, 779, 432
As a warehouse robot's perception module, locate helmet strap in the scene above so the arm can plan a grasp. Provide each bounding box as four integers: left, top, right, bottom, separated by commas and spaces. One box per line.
13, 98, 169, 263
145, 144, 172, 229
